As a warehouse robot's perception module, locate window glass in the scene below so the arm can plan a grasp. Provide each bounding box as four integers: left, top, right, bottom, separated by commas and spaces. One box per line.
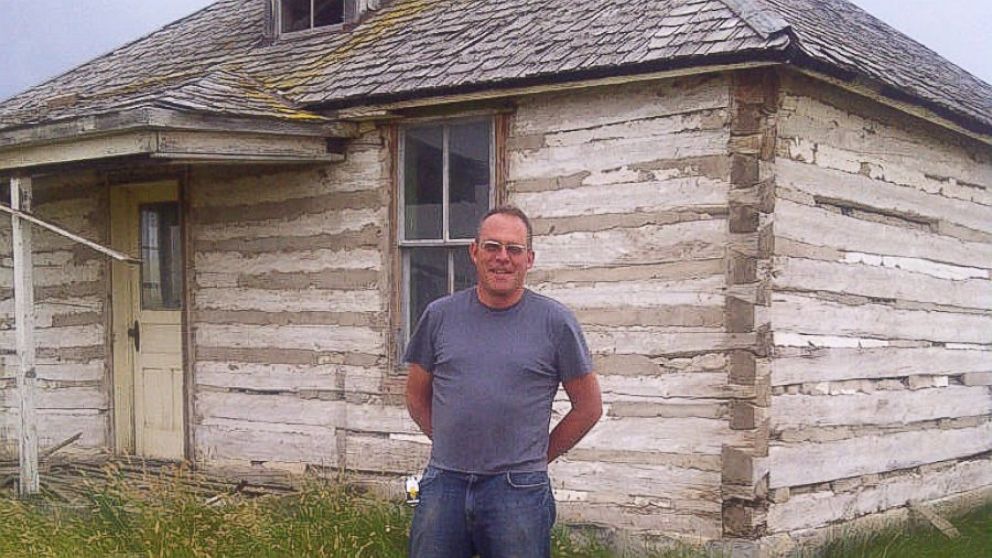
402, 119, 492, 332
281, 0, 311, 32
314, 0, 344, 26
140, 203, 183, 310
404, 126, 444, 240
409, 248, 448, 330
449, 121, 491, 239
453, 248, 477, 292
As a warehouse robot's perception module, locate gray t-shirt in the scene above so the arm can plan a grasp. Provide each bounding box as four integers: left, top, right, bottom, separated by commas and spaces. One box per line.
404, 288, 593, 474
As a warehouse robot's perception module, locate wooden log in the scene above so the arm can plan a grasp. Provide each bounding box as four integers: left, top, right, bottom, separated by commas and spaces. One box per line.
195, 420, 338, 464
535, 219, 726, 268
599, 372, 740, 400
195, 287, 381, 313
515, 176, 728, 219
557, 500, 721, 538
776, 159, 992, 235
771, 347, 991, 385
511, 128, 727, 182
196, 391, 345, 427
581, 417, 740, 455
195, 207, 382, 242
550, 460, 721, 503
532, 277, 724, 308
775, 199, 992, 269
770, 293, 992, 344
194, 323, 383, 354
345, 433, 429, 474
584, 329, 756, 356
774, 256, 992, 310
777, 90, 992, 192
771, 387, 992, 429
512, 76, 730, 136
194, 362, 341, 392
767, 457, 992, 532
194, 248, 381, 275
909, 501, 961, 539
769, 422, 992, 488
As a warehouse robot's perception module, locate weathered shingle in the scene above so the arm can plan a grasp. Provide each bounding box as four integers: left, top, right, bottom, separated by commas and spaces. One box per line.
759, 0, 992, 134
1, 0, 990, 136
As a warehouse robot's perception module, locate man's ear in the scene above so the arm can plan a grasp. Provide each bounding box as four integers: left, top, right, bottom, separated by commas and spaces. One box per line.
526, 249, 535, 270
469, 241, 479, 265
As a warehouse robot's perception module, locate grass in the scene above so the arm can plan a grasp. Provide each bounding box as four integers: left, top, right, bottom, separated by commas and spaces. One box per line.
0, 467, 988, 558
801, 502, 992, 558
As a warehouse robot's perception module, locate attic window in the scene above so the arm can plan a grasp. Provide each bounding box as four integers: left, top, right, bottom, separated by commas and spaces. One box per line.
280, 0, 344, 33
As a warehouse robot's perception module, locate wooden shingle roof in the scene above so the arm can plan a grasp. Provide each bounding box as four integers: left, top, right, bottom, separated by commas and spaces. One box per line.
1, 0, 990, 136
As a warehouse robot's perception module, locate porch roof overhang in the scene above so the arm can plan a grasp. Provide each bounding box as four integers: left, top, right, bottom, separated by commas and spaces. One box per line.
0, 106, 359, 174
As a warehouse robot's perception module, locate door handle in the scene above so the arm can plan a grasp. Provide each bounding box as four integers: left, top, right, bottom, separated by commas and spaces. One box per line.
127, 320, 140, 352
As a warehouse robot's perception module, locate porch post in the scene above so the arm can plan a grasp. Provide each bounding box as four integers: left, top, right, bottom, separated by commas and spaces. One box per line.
11, 175, 39, 495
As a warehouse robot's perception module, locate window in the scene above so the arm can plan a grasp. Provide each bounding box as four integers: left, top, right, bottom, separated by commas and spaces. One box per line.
280, 0, 345, 33
400, 119, 494, 335
140, 203, 183, 310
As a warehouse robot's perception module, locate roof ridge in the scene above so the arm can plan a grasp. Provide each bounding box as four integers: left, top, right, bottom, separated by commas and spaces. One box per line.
717, 0, 791, 40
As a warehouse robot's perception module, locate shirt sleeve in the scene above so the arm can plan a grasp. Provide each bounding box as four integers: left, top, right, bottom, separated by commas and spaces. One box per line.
403, 304, 438, 373
555, 310, 594, 382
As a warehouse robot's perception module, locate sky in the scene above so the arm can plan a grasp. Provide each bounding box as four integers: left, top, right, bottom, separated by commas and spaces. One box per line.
0, 0, 990, 102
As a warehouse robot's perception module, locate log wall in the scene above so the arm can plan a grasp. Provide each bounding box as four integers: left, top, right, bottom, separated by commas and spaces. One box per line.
0, 172, 111, 458
187, 125, 398, 473
764, 71, 992, 536
511, 74, 736, 539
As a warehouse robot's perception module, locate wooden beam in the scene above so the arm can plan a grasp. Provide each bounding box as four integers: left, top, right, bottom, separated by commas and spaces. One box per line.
0, 203, 139, 263
11, 175, 39, 495
909, 501, 961, 539
0, 106, 357, 152
0, 129, 346, 172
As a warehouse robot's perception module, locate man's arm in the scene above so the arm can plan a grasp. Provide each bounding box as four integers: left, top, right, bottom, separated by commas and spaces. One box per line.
405, 363, 433, 439
548, 372, 602, 463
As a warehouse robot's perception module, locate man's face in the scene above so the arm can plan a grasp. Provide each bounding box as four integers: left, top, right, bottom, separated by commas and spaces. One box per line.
469, 213, 534, 306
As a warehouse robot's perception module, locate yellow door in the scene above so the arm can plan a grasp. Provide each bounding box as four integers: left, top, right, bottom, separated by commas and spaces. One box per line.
110, 182, 185, 460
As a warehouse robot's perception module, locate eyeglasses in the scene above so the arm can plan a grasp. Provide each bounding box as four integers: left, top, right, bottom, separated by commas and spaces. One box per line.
479, 240, 529, 257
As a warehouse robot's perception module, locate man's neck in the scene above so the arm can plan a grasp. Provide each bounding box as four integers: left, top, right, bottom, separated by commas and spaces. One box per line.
476, 286, 525, 310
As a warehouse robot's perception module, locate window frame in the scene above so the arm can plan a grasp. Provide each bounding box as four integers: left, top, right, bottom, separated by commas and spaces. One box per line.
275, 0, 350, 36
397, 116, 497, 341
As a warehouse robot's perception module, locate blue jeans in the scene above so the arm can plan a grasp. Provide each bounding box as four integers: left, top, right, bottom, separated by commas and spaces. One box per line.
408, 466, 557, 558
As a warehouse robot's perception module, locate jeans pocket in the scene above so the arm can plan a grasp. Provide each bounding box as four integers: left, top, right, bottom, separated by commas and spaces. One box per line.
419, 465, 442, 488
505, 470, 549, 489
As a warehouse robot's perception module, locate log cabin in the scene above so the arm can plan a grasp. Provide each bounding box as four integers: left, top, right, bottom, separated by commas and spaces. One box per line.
1, 0, 990, 552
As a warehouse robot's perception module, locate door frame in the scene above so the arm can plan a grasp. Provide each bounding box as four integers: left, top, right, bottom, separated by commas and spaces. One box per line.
109, 179, 192, 459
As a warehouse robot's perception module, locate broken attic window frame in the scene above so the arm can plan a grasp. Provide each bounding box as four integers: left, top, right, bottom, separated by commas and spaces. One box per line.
278, 0, 349, 34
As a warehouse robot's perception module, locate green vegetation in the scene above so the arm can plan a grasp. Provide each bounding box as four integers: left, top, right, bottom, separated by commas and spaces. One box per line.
799, 502, 992, 558
0, 470, 410, 558
0, 468, 988, 558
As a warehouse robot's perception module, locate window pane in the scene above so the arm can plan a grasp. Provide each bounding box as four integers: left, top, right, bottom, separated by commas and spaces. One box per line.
449, 121, 491, 239
409, 248, 448, 328
140, 203, 183, 310
452, 247, 477, 292
281, 0, 311, 32
314, 0, 344, 26
404, 126, 443, 240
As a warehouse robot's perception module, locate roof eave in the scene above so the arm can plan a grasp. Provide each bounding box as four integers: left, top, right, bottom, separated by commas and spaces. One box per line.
320, 49, 794, 116
319, 44, 992, 145
0, 106, 356, 151
784, 48, 992, 144
0, 106, 358, 173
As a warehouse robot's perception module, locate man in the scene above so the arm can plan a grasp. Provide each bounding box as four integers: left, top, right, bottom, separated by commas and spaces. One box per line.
405, 205, 603, 558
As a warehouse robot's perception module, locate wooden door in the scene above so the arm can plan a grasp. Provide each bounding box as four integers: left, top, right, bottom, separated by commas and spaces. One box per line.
110, 182, 185, 459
